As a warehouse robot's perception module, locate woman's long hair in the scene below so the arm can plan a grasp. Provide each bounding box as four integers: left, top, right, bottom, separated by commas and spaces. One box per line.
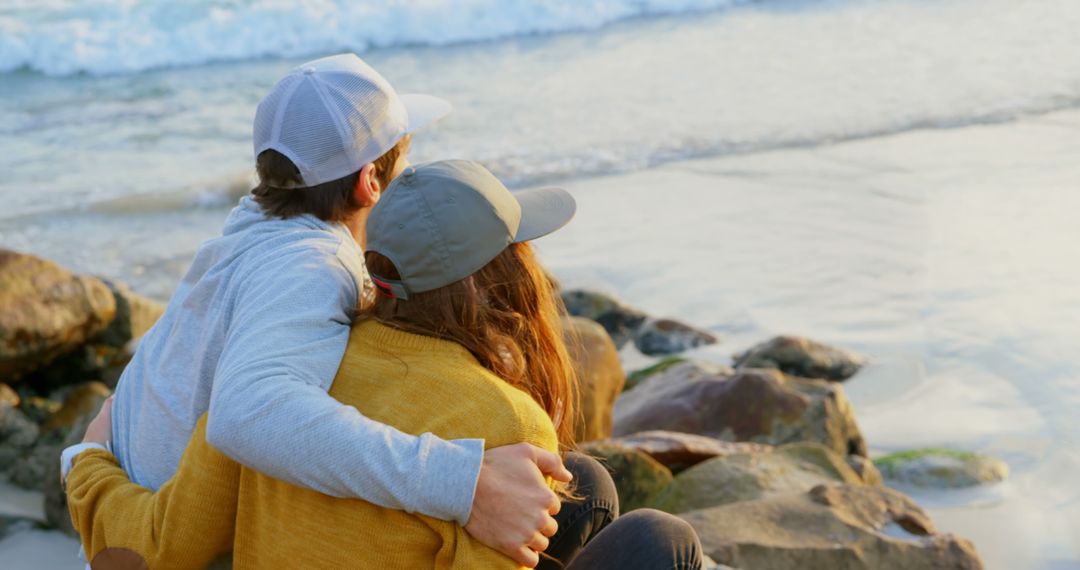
362, 242, 579, 452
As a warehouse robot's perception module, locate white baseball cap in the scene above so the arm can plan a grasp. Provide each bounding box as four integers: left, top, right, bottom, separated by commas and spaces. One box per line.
252, 53, 451, 188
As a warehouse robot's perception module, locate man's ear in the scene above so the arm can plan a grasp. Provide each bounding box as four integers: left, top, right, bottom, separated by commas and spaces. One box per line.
353, 163, 381, 207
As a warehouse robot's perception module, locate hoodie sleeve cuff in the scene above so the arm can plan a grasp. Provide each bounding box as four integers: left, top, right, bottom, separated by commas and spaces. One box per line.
60, 442, 110, 485
415, 436, 485, 525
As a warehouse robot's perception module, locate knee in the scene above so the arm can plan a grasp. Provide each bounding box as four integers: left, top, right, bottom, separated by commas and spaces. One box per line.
564, 452, 619, 515
619, 509, 703, 557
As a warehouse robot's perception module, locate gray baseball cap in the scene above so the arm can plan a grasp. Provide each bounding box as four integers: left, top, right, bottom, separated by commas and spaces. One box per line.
366, 160, 576, 300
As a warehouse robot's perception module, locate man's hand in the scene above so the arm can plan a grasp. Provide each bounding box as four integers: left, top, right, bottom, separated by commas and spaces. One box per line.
465, 443, 573, 568
82, 395, 114, 445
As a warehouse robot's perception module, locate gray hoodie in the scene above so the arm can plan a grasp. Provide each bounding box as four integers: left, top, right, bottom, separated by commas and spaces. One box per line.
110, 196, 484, 524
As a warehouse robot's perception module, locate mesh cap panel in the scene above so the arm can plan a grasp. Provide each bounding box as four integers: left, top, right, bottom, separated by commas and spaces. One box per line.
251, 53, 446, 188
278, 80, 351, 180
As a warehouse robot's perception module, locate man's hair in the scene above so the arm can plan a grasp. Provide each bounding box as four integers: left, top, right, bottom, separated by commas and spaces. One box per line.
251, 137, 408, 222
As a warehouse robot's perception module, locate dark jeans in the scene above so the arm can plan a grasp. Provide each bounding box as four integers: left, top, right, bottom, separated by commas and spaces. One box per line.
537, 453, 704, 570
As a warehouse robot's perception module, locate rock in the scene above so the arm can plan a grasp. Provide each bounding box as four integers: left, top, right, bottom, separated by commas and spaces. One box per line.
606, 430, 771, 473
0, 383, 17, 407
43, 381, 111, 432
19, 396, 62, 425
579, 441, 673, 513
874, 449, 1008, 489
6, 382, 109, 491
634, 319, 718, 356
701, 555, 736, 570
624, 357, 686, 392
0, 250, 117, 382
680, 484, 984, 569
1, 392, 40, 472
733, 335, 865, 381
613, 361, 867, 457
93, 279, 165, 349
651, 442, 864, 514
9, 441, 62, 490
561, 290, 648, 349
564, 317, 625, 443
0, 515, 36, 542
44, 391, 104, 535
847, 454, 884, 486
15, 280, 165, 394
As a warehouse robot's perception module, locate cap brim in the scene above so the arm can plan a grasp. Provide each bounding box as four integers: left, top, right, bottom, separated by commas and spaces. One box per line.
400, 93, 452, 134
512, 187, 577, 243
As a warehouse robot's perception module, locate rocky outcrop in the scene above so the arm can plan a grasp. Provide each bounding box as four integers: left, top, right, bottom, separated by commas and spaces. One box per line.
681, 484, 984, 569
561, 290, 648, 349
0, 250, 165, 393
579, 441, 673, 513
651, 442, 866, 514
605, 430, 771, 473
8, 382, 110, 491
613, 361, 867, 457
633, 319, 718, 356
875, 449, 1008, 489
733, 335, 865, 381
43, 387, 110, 536
564, 317, 625, 443
1, 384, 40, 472
0, 250, 117, 382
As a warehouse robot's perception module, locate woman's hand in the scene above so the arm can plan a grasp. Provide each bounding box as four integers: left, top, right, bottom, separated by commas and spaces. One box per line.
82, 395, 115, 445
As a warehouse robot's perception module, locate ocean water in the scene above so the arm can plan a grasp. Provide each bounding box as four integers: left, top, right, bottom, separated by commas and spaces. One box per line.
1, 1, 1079, 568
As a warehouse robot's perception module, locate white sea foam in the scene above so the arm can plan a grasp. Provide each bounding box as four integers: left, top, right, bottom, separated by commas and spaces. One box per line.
0, 0, 746, 76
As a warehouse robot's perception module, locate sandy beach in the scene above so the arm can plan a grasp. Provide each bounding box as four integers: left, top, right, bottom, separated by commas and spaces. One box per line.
5, 106, 1079, 570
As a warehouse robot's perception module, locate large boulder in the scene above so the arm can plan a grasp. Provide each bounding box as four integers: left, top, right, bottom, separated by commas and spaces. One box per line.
874, 448, 1008, 489
613, 361, 867, 457
606, 430, 771, 473
681, 484, 984, 569
652, 442, 865, 514
564, 317, 624, 443
733, 335, 865, 381
561, 290, 648, 349
579, 441, 673, 513
634, 319, 718, 356
0, 250, 116, 382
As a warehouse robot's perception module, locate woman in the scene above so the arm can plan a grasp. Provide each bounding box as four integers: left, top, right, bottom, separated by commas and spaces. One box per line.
65, 160, 703, 569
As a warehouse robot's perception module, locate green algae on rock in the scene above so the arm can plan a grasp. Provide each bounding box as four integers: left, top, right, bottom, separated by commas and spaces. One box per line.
624, 357, 686, 392
874, 448, 1008, 488
579, 441, 673, 512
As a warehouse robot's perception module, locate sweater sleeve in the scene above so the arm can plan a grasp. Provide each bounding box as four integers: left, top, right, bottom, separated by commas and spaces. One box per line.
205, 250, 484, 524
66, 415, 237, 570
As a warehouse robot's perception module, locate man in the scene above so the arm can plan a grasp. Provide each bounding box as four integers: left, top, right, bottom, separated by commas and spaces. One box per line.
63, 53, 568, 567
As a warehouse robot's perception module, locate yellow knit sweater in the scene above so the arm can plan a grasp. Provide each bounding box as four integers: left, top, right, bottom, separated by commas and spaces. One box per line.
67, 320, 559, 569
